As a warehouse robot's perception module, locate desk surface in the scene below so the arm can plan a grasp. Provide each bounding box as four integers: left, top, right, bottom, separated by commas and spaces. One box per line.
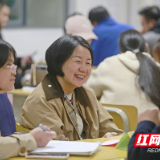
8, 136, 127, 160
8, 89, 32, 96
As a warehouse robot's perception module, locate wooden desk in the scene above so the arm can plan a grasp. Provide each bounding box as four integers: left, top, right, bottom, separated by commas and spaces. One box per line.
8, 136, 127, 160
8, 89, 32, 122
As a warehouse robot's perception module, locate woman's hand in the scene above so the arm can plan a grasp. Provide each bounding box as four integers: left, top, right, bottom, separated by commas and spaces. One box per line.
30, 127, 57, 147
138, 108, 160, 126
103, 132, 117, 138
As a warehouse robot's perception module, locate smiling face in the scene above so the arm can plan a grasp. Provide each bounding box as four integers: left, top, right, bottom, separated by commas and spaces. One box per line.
0, 52, 16, 93
57, 45, 92, 94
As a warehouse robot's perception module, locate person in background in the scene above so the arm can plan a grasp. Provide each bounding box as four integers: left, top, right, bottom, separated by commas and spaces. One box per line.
86, 29, 160, 114
128, 108, 160, 160
19, 35, 124, 141
63, 12, 82, 34
64, 14, 98, 45
0, 0, 10, 39
0, 1, 31, 89
0, 39, 57, 159
139, 6, 160, 54
88, 6, 134, 66
15, 55, 33, 89
152, 39, 160, 63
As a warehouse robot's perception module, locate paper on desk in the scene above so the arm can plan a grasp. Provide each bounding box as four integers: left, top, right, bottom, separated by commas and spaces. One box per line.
30, 141, 101, 156
22, 86, 36, 92
101, 139, 120, 146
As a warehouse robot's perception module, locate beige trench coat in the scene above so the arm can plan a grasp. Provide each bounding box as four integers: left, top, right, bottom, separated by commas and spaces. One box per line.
0, 133, 36, 159
19, 74, 124, 141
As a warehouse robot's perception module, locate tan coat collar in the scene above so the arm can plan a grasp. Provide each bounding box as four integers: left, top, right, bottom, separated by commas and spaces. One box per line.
42, 74, 91, 107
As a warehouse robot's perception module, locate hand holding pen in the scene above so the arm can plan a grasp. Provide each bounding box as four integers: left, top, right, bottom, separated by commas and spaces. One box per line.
39, 124, 50, 131
29, 124, 57, 147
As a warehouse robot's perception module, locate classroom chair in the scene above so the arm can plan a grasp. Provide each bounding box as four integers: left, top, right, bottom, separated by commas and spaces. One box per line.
102, 103, 138, 132
30, 63, 48, 86
16, 123, 30, 133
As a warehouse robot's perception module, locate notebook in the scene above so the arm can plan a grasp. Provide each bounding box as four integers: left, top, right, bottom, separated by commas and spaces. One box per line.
30, 141, 101, 156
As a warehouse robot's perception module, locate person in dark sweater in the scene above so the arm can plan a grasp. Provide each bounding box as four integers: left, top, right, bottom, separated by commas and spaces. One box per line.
128, 108, 160, 160
0, 39, 57, 159
0, 39, 16, 136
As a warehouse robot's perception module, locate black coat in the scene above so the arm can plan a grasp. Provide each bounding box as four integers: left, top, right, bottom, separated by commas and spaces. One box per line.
128, 121, 160, 160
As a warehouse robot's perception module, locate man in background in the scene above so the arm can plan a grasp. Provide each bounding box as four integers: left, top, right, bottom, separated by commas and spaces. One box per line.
0, 0, 10, 39
139, 6, 160, 54
88, 6, 134, 66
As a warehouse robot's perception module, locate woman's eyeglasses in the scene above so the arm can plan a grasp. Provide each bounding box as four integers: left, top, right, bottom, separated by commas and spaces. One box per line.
6, 64, 17, 73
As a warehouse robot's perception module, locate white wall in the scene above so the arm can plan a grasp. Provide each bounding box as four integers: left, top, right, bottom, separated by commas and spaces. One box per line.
2, 0, 159, 62
69, 0, 157, 29
3, 28, 63, 62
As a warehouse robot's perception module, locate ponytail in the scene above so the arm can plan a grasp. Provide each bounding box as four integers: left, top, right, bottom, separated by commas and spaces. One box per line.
136, 52, 160, 108
119, 29, 160, 108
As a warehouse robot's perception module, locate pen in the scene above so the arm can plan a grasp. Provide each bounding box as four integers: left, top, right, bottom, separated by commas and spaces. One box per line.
39, 124, 49, 131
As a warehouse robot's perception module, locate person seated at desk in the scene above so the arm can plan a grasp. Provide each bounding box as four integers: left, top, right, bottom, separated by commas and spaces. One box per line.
0, 127, 56, 159
0, 39, 16, 136
86, 29, 160, 114
19, 35, 124, 141
128, 108, 160, 160
0, 39, 57, 159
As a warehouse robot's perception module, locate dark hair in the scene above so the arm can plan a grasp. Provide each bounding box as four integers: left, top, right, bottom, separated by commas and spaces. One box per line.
119, 29, 160, 108
0, 0, 9, 10
0, 39, 16, 68
139, 6, 160, 21
64, 12, 83, 34
45, 35, 93, 77
88, 6, 110, 24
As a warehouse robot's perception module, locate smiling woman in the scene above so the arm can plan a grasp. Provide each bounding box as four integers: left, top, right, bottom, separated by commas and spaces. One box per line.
19, 35, 124, 140
0, 40, 17, 136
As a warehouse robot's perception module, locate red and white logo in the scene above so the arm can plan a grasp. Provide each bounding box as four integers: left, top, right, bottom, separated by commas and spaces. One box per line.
134, 134, 160, 147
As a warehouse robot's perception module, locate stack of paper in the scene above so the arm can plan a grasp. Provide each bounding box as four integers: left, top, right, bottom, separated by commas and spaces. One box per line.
30, 141, 101, 156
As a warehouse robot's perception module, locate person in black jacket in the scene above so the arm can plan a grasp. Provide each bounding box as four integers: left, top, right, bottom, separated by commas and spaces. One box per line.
128, 108, 160, 160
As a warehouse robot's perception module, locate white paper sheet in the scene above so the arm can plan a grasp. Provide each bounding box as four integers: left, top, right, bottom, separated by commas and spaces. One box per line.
30, 141, 101, 156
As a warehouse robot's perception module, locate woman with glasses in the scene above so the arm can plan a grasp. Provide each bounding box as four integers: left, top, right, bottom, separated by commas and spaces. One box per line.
0, 40, 57, 159
0, 40, 17, 136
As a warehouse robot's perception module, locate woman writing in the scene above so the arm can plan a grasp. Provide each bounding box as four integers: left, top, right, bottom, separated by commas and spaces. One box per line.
0, 40, 16, 136
0, 40, 56, 159
19, 35, 124, 140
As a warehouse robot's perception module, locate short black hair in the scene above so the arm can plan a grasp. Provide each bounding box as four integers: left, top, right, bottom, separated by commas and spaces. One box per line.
0, 0, 9, 10
0, 40, 16, 68
88, 6, 110, 24
139, 6, 160, 21
45, 35, 93, 77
